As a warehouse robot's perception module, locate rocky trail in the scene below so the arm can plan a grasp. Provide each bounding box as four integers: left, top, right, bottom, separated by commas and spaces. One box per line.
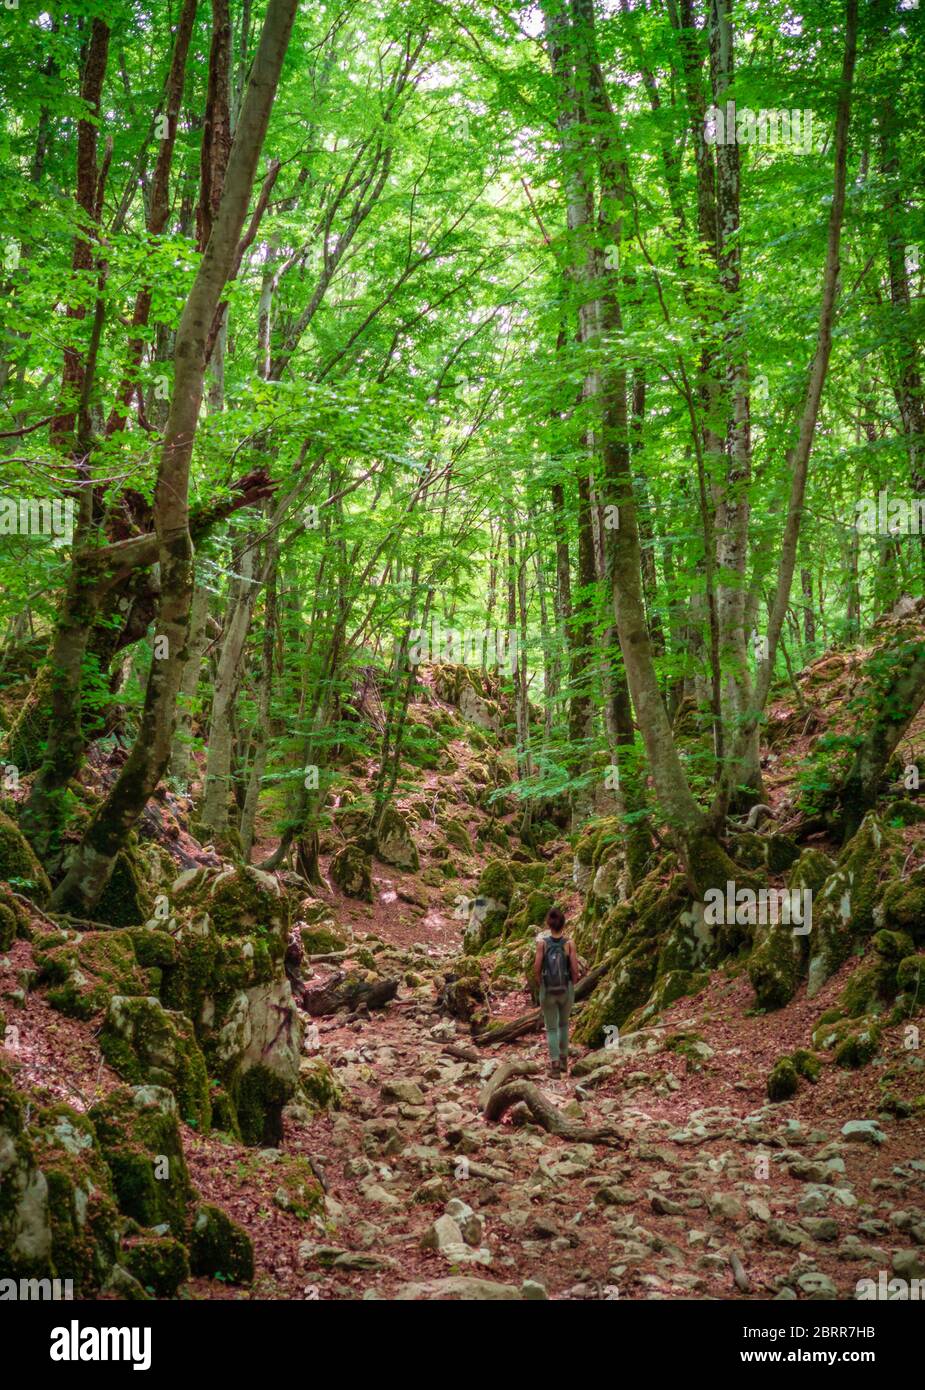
2, 657, 924, 1304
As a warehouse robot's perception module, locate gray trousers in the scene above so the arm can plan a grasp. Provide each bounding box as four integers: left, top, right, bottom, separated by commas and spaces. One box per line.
539, 982, 574, 1063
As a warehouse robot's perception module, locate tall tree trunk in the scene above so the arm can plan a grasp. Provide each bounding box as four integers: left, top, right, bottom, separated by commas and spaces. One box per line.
50, 0, 300, 914
714, 0, 858, 823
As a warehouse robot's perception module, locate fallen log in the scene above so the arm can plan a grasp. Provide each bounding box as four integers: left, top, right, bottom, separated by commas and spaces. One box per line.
483, 1079, 624, 1147
472, 958, 611, 1047
302, 969, 399, 1017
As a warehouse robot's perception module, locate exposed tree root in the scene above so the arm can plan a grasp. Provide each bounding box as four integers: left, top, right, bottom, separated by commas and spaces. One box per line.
483, 1078, 625, 1146
478, 1058, 540, 1110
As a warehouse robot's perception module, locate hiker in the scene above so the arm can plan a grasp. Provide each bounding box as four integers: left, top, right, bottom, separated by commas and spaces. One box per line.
533, 906, 580, 1077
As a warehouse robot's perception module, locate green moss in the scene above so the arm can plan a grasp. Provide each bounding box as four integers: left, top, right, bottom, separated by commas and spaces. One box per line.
94, 847, 154, 928
807, 815, 897, 997
300, 1057, 343, 1113
885, 798, 925, 826
834, 1028, 881, 1069
684, 830, 743, 899
812, 1014, 881, 1064
208, 1087, 241, 1140
206, 867, 290, 943
0, 808, 51, 904
34, 929, 149, 1019
788, 847, 837, 897
329, 841, 373, 901
122, 1234, 189, 1298
732, 831, 766, 870
791, 1048, 821, 1083
127, 927, 178, 969
765, 833, 799, 874
896, 955, 925, 1006
31, 1103, 121, 1293
0, 883, 30, 951
573, 939, 658, 1047
874, 929, 915, 962
477, 858, 514, 904
233, 1063, 291, 1147
882, 869, 925, 941
271, 1155, 325, 1220
767, 1057, 799, 1101
89, 1086, 192, 1236
504, 889, 553, 937
299, 924, 347, 955
99, 995, 211, 1132
748, 916, 807, 1011
188, 1204, 253, 1284
442, 816, 475, 856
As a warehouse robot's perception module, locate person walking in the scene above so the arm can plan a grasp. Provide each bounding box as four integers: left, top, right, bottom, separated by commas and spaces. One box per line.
533, 906, 580, 1077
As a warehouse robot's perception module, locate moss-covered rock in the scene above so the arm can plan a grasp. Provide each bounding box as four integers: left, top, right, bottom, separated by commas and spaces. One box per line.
330, 841, 373, 901
29, 1102, 121, 1293
89, 1086, 192, 1236
271, 1155, 325, 1221
94, 846, 154, 928
375, 804, 419, 872
0, 882, 30, 952
503, 889, 553, 938
791, 1048, 821, 1083
834, 1028, 881, 1069
442, 815, 475, 857
100, 995, 211, 1131
625, 968, 710, 1031
299, 923, 347, 955
766, 832, 800, 874
0, 1063, 54, 1278
896, 954, 925, 1006
122, 1233, 189, 1297
188, 1203, 253, 1284
300, 1056, 343, 1113
232, 1062, 292, 1148
885, 798, 925, 827
767, 1056, 799, 1101
881, 868, 925, 942
34, 929, 150, 1020
0, 808, 50, 905
812, 1013, 882, 1065
127, 926, 178, 969
205, 866, 290, 942
478, 859, 515, 904
807, 815, 897, 998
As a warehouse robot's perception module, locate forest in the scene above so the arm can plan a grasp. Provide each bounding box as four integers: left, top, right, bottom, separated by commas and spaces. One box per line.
0, 0, 923, 1343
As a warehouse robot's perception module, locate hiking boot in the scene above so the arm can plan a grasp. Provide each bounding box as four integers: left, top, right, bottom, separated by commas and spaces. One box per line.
549, 1061, 561, 1078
